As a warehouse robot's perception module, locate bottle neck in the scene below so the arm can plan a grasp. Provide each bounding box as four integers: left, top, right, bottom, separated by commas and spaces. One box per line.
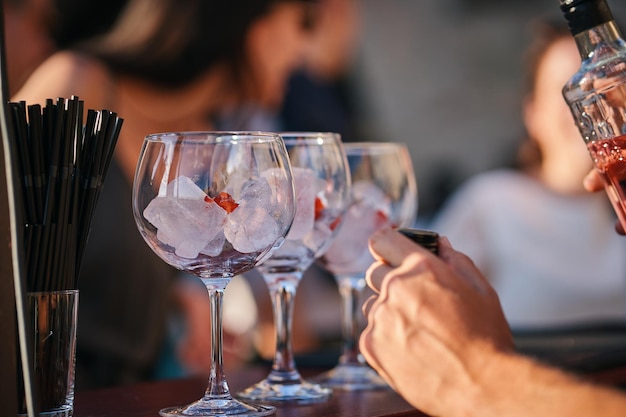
574, 20, 625, 60
561, 0, 613, 34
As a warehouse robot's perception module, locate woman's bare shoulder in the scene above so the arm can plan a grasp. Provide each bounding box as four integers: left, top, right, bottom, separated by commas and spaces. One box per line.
12, 51, 112, 108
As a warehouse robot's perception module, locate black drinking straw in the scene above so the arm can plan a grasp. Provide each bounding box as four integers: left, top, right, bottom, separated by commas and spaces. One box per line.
27, 104, 44, 220
8, 103, 37, 283
11, 103, 36, 224
50, 97, 78, 290
74, 110, 123, 283
6, 96, 123, 292
37, 99, 61, 290
26, 104, 44, 284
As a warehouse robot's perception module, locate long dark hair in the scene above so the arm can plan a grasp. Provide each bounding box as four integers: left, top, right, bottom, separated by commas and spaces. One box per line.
74, 0, 314, 89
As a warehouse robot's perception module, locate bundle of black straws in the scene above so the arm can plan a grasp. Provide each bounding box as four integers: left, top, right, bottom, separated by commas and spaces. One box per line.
9, 95, 123, 291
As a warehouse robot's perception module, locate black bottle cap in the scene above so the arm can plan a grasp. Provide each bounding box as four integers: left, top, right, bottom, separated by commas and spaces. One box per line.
560, 0, 614, 35
397, 228, 439, 255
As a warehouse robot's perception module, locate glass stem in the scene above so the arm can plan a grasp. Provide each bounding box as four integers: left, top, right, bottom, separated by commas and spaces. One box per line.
266, 271, 302, 383
337, 275, 366, 366
202, 278, 231, 399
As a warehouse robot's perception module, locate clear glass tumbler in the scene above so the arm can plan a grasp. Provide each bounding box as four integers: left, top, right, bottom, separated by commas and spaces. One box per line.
19, 289, 79, 417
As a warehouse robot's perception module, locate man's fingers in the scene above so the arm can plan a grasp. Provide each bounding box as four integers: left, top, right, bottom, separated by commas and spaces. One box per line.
582, 170, 626, 234
369, 227, 433, 267
583, 169, 603, 192
362, 294, 377, 316
366, 262, 392, 293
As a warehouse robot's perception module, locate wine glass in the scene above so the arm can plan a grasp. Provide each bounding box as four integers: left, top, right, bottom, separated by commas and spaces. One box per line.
132, 131, 296, 416
237, 132, 351, 403
315, 141, 417, 390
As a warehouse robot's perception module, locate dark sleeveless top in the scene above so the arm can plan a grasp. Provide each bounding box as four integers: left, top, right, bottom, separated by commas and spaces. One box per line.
75, 158, 177, 389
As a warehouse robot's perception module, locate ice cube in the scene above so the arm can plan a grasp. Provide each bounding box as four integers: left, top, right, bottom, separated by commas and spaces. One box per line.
259, 168, 297, 228
224, 174, 280, 213
352, 181, 390, 217
237, 176, 273, 208
323, 200, 390, 272
144, 190, 228, 259
200, 230, 226, 257
224, 203, 281, 253
222, 172, 249, 200
303, 221, 334, 256
286, 167, 325, 240
220, 174, 288, 253
165, 175, 207, 199
261, 168, 293, 203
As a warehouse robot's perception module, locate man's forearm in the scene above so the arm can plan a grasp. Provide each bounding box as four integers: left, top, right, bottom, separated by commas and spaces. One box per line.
475, 351, 626, 417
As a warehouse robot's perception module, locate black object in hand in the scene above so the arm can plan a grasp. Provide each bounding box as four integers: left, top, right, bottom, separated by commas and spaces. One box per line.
397, 228, 439, 255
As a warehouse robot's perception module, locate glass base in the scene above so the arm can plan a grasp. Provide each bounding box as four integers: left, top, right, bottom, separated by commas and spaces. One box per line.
159, 395, 275, 417
314, 363, 389, 391
19, 405, 73, 417
237, 377, 331, 404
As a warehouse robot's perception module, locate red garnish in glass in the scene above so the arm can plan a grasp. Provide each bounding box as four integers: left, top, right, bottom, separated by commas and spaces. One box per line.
314, 197, 325, 220
376, 210, 388, 224
214, 192, 239, 213
329, 216, 342, 231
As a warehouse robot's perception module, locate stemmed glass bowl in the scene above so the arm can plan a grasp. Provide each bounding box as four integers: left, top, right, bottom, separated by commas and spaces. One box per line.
132, 131, 296, 416
316, 141, 417, 390
237, 132, 351, 403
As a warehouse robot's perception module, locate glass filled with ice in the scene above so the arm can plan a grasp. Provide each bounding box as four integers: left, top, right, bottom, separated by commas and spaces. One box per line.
315, 141, 417, 391
132, 131, 296, 417
237, 132, 351, 403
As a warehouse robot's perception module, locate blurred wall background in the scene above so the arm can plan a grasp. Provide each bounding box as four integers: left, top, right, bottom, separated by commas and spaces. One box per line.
349, 0, 626, 223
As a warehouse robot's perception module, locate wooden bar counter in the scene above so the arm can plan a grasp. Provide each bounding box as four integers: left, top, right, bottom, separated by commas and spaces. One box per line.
74, 332, 626, 417
74, 365, 428, 417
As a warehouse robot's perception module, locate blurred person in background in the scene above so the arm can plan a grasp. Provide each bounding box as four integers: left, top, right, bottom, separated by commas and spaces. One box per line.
278, 0, 362, 143
430, 17, 626, 331
216, 0, 362, 141
47, 0, 128, 49
3, 0, 127, 95
4, 0, 57, 95
13, 0, 317, 388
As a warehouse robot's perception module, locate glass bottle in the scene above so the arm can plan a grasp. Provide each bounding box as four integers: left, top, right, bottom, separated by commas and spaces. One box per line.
561, 0, 626, 229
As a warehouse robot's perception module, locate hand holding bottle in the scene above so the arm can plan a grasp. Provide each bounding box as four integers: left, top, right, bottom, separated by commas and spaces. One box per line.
583, 169, 626, 234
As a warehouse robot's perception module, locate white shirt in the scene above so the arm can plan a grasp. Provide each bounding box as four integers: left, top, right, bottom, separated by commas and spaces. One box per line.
431, 169, 626, 329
